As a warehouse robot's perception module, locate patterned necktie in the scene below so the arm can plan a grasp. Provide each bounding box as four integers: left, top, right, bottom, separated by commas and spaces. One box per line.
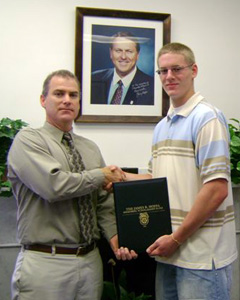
111, 80, 123, 105
62, 132, 94, 245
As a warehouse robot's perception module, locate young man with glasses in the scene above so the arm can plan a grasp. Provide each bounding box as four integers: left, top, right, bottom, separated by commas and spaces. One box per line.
123, 42, 237, 299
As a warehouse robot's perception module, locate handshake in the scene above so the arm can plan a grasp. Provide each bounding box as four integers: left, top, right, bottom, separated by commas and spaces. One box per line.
101, 166, 150, 191
101, 165, 126, 190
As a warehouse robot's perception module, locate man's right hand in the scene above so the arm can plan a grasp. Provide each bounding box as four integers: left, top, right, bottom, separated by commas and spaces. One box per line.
101, 165, 125, 186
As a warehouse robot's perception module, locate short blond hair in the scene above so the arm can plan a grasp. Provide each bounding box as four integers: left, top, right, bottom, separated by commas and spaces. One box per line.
157, 42, 195, 65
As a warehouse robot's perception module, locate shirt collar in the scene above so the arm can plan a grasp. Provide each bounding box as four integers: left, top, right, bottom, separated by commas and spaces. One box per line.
167, 92, 205, 120
112, 66, 137, 87
43, 121, 74, 143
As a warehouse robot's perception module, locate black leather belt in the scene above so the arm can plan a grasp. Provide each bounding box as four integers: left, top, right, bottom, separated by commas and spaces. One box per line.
23, 242, 96, 256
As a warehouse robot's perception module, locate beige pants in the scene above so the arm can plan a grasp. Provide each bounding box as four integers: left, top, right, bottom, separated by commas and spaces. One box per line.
11, 247, 103, 300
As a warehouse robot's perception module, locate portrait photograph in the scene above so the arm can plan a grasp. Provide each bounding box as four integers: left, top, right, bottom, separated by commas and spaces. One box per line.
90, 25, 155, 106
75, 8, 171, 123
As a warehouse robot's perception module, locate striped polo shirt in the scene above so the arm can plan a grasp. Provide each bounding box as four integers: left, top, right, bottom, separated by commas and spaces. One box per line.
149, 92, 237, 269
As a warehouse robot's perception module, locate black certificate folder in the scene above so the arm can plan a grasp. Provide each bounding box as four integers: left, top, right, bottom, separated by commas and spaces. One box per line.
113, 177, 172, 253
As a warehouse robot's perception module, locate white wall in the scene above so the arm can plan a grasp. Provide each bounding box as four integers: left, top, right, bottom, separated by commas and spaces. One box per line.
1, 0, 240, 168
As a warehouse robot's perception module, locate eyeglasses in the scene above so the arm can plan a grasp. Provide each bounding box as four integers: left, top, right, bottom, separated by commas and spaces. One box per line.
156, 64, 193, 76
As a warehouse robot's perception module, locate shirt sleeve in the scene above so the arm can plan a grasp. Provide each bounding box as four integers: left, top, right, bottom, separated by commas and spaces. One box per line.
195, 117, 230, 184
7, 128, 105, 202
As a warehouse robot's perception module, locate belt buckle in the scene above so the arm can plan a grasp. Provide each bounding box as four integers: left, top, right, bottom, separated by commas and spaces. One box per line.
76, 245, 85, 256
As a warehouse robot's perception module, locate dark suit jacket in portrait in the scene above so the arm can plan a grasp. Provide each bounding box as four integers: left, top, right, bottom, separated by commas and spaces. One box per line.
91, 68, 154, 105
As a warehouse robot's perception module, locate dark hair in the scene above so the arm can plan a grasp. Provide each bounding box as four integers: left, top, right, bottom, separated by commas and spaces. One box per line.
110, 31, 140, 53
41, 70, 80, 97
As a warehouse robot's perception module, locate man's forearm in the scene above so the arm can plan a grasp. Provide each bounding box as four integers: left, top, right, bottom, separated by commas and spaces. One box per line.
124, 172, 152, 181
173, 178, 228, 244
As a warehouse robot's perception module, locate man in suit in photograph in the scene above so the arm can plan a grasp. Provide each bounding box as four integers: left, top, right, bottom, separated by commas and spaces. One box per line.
91, 31, 154, 105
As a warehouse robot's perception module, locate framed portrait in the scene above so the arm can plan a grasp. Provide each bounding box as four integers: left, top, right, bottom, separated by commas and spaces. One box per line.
75, 7, 171, 123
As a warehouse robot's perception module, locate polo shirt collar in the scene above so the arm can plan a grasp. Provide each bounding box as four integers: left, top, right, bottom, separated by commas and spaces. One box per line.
167, 92, 204, 120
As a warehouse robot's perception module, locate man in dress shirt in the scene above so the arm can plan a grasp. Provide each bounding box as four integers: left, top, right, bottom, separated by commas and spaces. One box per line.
91, 31, 154, 105
8, 70, 137, 300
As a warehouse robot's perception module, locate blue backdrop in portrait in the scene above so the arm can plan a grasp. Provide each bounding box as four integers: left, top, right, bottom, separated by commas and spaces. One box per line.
91, 25, 155, 77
